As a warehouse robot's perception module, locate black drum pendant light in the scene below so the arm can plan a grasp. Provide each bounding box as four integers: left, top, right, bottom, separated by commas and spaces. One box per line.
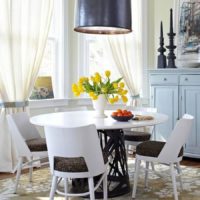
74, 0, 132, 34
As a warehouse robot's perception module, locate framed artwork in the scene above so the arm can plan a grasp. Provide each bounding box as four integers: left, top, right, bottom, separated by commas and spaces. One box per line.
175, 0, 200, 67
30, 76, 54, 100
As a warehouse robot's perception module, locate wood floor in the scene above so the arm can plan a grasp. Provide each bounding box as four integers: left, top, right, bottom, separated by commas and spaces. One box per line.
0, 157, 199, 180
180, 157, 200, 168
0, 164, 49, 180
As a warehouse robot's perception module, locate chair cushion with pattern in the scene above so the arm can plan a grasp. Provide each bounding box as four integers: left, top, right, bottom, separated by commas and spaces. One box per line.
124, 131, 151, 142
54, 151, 108, 173
136, 141, 184, 157
54, 157, 89, 172
26, 138, 47, 152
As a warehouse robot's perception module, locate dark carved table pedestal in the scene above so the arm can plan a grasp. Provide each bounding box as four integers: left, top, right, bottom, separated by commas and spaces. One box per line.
97, 129, 130, 198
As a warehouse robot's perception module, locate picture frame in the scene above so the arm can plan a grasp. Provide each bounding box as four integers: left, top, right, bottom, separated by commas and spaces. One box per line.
175, 0, 200, 68
30, 76, 54, 100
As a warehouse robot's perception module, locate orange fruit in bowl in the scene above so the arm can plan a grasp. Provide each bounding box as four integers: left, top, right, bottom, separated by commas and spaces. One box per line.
128, 111, 133, 115
116, 109, 122, 113
117, 113, 123, 117
122, 110, 128, 115
112, 111, 118, 116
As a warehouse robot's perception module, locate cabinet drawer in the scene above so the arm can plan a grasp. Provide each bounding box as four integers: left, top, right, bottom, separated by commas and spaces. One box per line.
150, 75, 178, 85
180, 75, 200, 85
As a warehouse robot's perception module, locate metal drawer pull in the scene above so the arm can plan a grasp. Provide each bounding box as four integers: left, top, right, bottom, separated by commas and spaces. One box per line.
185, 77, 188, 81
163, 78, 167, 81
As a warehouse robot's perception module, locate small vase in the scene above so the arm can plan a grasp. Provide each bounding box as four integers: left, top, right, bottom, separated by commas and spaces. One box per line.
92, 94, 107, 118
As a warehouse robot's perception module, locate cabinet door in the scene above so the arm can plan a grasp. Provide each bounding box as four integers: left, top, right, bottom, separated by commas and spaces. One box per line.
180, 86, 200, 156
150, 86, 178, 141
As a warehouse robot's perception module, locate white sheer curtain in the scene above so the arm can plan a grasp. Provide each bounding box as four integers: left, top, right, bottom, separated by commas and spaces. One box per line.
107, 0, 143, 106
0, 0, 53, 172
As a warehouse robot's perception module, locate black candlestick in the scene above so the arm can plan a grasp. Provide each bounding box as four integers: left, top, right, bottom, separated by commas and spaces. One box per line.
157, 21, 167, 68
170, 8, 173, 33
166, 8, 177, 68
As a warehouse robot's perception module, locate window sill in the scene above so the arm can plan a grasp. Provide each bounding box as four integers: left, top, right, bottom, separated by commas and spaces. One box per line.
29, 97, 149, 109
29, 98, 92, 109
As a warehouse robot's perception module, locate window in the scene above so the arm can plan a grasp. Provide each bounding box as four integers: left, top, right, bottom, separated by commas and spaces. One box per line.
87, 36, 121, 79
77, 35, 122, 98
29, 39, 55, 100
30, 0, 63, 100
78, 0, 148, 100
79, 34, 138, 99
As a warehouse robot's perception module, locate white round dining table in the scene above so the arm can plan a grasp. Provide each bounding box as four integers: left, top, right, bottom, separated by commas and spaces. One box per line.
30, 110, 168, 130
30, 110, 168, 198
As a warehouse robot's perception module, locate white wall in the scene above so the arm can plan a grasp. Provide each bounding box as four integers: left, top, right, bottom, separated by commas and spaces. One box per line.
148, 0, 174, 68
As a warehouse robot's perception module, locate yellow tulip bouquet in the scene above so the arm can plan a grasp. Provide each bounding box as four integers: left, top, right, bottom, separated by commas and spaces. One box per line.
72, 70, 128, 104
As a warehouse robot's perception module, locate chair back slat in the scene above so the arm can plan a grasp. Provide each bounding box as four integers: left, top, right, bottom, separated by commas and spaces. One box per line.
158, 114, 194, 163
45, 124, 106, 177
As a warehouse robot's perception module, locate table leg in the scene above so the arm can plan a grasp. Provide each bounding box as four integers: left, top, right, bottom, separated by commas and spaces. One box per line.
96, 129, 130, 198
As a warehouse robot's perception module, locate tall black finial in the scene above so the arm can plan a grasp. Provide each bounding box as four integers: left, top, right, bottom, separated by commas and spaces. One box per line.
157, 21, 167, 68
166, 8, 177, 68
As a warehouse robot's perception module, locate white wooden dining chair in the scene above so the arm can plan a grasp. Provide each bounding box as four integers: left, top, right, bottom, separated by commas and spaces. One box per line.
123, 107, 157, 153
6, 112, 48, 193
45, 124, 108, 200
132, 114, 194, 200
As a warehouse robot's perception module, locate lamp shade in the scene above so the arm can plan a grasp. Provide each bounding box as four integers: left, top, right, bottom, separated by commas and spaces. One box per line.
74, 0, 132, 34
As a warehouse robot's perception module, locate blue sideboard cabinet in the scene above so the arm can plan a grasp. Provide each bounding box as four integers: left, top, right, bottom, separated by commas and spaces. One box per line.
149, 69, 200, 158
